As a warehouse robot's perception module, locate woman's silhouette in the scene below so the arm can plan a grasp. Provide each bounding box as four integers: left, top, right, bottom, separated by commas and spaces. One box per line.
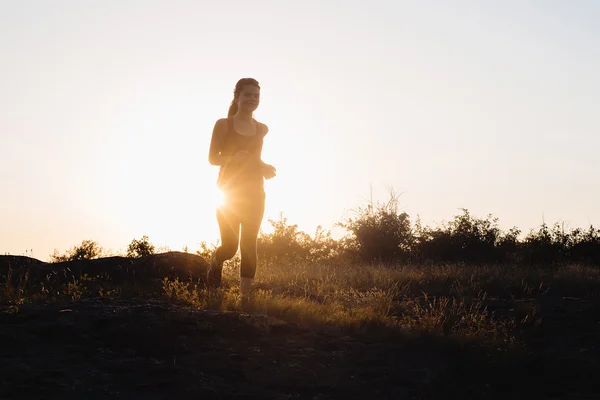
207, 78, 276, 305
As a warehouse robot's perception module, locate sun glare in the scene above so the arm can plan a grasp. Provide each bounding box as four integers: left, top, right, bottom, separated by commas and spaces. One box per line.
213, 187, 225, 209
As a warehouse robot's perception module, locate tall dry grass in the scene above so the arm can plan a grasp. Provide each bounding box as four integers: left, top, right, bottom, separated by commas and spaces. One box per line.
4, 255, 599, 350
160, 259, 600, 347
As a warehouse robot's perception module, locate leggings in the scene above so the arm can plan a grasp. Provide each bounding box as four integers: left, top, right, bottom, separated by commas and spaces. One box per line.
214, 195, 265, 279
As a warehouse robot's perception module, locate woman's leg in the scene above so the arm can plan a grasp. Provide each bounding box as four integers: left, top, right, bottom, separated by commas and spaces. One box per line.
238, 199, 265, 306
208, 206, 240, 288
215, 206, 240, 263
239, 199, 265, 280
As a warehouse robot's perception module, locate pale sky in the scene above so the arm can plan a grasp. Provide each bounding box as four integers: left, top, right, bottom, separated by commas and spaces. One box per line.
2, 0, 599, 261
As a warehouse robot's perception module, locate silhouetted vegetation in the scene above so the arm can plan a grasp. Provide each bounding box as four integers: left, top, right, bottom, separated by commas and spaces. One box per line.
49, 239, 104, 263
336, 190, 413, 263
257, 214, 341, 264
255, 191, 600, 267
37, 192, 600, 268
127, 235, 155, 258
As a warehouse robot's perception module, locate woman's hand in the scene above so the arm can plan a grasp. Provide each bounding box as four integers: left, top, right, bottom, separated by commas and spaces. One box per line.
262, 164, 277, 180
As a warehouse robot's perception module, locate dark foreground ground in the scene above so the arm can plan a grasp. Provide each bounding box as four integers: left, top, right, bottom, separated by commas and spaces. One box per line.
1, 254, 599, 399
1, 297, 599, 400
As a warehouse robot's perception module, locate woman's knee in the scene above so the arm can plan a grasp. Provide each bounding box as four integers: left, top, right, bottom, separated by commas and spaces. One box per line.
217, 244, 238, 261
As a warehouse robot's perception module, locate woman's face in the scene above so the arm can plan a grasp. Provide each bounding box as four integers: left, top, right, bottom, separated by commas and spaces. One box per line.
237, 85, 260, 113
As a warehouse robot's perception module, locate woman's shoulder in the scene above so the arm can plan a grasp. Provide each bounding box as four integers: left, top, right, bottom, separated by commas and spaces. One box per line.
215, 118, 229, 127
212, 118, 230, 134
254, 119, 269, 136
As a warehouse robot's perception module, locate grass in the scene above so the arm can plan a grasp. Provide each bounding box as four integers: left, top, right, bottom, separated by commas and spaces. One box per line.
3, 255, 599, 353
157, 258, 590, 349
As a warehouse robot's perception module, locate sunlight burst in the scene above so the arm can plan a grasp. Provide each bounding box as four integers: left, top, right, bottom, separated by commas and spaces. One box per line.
213, 187, 225, 209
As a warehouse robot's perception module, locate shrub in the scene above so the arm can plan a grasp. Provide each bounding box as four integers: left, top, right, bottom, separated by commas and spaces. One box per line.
414, 209, 504, 264
337, 190, 413, 263
49, 240, 103, 263
257, 214, 311, 262
127, 235, 155, 258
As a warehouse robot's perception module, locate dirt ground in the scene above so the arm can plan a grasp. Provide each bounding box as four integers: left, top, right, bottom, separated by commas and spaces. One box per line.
0, 296, 598, 400
1, 254, 599, 399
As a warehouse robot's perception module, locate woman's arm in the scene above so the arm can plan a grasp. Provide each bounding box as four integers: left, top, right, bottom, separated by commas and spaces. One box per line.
256, 122, 276, 179
255, 122, 269, 167
208, 119, 233, 166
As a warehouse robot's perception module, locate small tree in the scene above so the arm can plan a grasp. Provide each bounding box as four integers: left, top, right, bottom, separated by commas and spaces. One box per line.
257, 213, 311, 262
337, 189, 413, 263
49, 239, 103, 263
306, 225, 341, 262
127, 235, 155, 258
70, 239, 103, 260
49, 249, 70, 263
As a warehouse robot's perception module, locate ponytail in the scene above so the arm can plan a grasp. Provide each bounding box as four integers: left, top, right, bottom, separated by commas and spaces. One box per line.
228, 100, 238, 117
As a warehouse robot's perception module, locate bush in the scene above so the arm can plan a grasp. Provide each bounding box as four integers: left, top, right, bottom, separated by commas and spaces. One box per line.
256, 214, 342, 264
522, 223, 600, 266
569, 226, 600, 265
49, 240, 103, 263
258, 214, 311, 262
337, 190, 413, 263
415, 209, 505, 264
127, 235, 155, 258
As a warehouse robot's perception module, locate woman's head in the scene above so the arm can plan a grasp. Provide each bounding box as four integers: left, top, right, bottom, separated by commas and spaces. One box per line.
228, 78, 260, 117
